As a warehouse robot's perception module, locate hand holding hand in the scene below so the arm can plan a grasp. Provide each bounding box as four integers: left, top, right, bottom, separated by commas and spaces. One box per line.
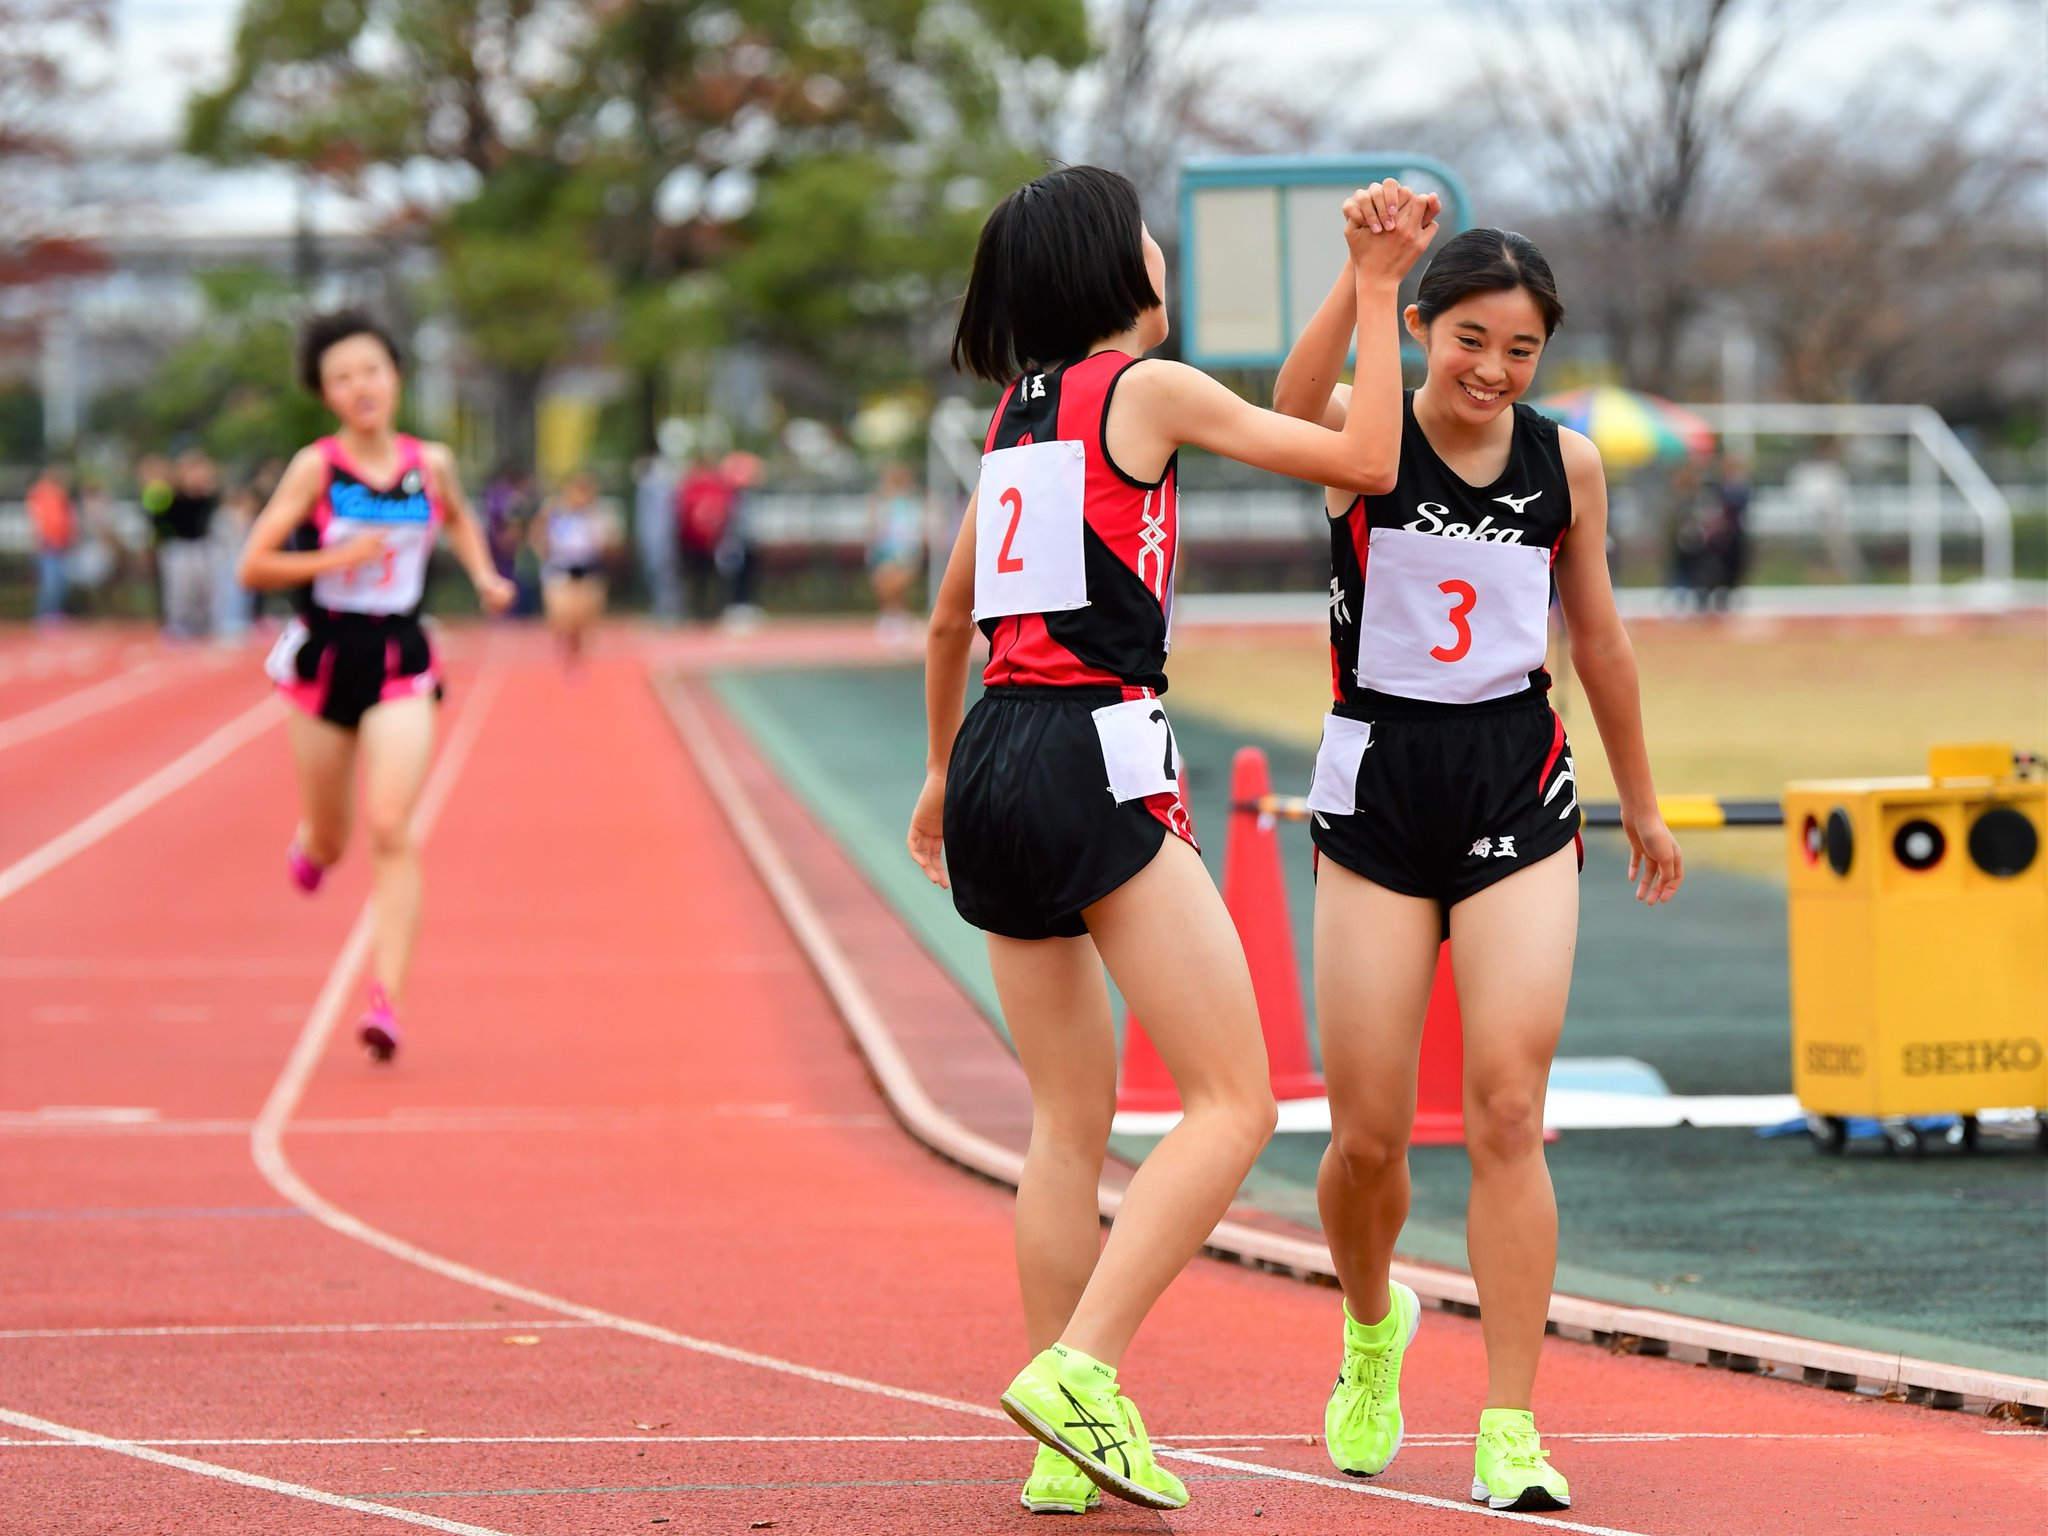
1344, 180, 1440, 286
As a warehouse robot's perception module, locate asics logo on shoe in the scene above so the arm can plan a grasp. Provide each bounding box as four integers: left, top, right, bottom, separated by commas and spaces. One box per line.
1059, 1385, 1129, 1476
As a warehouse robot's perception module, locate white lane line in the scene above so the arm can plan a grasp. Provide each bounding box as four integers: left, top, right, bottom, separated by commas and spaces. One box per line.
0, 1406, 520, 1536
0, 1320, 600, 1341
0, 656, 191, 753
247, 666, 1009, 1429
0, 695, 281, 904
0, 1430, 1884, 1448
1165, 1449, 1656, 1535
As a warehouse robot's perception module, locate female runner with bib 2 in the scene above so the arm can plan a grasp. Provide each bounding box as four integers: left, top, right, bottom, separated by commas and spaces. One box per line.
1274, 214, 1683, 1513
238, 311, 514, 1061
908, 167, 1437, 1516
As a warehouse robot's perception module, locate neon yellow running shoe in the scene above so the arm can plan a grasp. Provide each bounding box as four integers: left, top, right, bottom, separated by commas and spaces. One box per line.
1020, 1442, 1100, 1515
1325, 1280, 1420, 1477
1000, 1344, 1190, 1511
1471, 1408, 1571, 1511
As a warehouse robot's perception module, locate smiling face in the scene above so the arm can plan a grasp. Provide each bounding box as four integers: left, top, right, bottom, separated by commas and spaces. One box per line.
318, 333, 402, 436
1407, 286, 1549, 426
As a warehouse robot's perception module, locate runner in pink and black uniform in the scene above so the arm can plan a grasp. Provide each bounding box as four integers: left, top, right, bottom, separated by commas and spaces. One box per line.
239, 310, 513, 1062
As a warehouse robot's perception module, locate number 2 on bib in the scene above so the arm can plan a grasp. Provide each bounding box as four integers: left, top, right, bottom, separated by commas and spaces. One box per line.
996, 488, 1025, 574
1431, 579, 1476, 663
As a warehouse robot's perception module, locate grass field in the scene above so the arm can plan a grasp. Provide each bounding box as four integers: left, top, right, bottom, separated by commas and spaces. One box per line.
1166, 615, 2048, 876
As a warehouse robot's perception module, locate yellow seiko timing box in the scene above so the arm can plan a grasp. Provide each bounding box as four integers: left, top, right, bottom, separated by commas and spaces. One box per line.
1785, 745, 2045, 1120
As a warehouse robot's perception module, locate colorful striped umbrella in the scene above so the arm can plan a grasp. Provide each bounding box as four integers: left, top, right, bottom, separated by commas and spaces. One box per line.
1530, 386, 1716, 471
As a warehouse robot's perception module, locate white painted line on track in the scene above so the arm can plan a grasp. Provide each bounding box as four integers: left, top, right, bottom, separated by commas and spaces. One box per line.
0, 695, 281, 904
0, 656, 192, 753
0, 1430, 1885, 1448
1165, 1448, 1657, 1535
0, 1320, 600, 1341
0, 1406, 522, 1536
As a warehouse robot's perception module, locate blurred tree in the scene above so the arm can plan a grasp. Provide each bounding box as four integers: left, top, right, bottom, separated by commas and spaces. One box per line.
90, 268, 333, 464
0, 1, 112, 286
1468, 0, 1818, 396
189, 0, 1093, 461
1709, 79, 2047, 420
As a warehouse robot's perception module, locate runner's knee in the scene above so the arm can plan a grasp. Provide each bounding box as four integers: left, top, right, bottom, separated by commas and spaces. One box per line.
1329, 1119, 1408, 1181
1467, 1084, 1544, 1165
363, 806, 412, 860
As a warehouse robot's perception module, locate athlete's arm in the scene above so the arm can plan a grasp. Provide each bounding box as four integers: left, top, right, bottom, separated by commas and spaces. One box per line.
1552, 429, 1683, 905
909, 491, 979, 889
236, 446, 383, 591
424, 444, 515, 614
1273, 263, 1363, 516
1112, 190, 1434, 494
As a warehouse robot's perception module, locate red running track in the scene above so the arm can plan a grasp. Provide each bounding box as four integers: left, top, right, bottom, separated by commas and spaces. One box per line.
2, 628, 2041, 1534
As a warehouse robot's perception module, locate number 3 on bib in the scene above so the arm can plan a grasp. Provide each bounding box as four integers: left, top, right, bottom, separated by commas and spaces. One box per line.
1431, 579, 1476, 663
973, 440, 1088, 621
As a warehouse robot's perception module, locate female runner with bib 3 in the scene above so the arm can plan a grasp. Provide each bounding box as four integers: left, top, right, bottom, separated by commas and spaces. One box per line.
1274, 214, 1683, 1513
909, 167, 1436, 1516
238, 311, 514, 1061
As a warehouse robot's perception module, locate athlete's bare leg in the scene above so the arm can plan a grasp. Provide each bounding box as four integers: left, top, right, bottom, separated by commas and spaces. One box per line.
1313, 857, 1442, 1328
987, 932, 1118, 1354
287, 710, 356, 868
1448, 841, 1578, 1409
357, 694, 437, 1003
1050, 835, 1275, 1366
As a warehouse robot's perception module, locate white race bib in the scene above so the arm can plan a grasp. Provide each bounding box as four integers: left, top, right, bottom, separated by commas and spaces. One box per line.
1092, 696, 1180, 804
1306, 712, 1374, 815
312, 519, 435, 615
1356, 527, 1552, 704
972, 440, 1089, 622
263, 617, 309, 686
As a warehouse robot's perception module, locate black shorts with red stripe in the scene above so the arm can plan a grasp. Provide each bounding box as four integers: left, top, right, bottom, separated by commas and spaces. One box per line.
1309, 688, 1581, 934
944, 685, 1196, 941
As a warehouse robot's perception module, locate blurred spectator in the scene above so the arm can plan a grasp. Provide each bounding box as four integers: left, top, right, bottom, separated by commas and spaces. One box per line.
1788, 437, 1862, 582
633, 449, 683, 623
1703, 450, 1753, 610
136, 453, 174, 620
866, 461, 925, 646
1664, 460, 1711, 609
25, 463, 75, 624
482, 465, 540, 617
677, 454, 736, 622
212, 481, 260, 642
69, 476, 119, 610
719, 451, 764, 627
156, 450, 220, 639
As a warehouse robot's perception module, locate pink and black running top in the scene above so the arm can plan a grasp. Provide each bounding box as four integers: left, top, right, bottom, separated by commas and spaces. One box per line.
290, 434, 444, 620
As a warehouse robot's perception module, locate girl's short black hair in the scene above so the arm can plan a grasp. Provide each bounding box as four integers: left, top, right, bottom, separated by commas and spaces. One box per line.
951, 165, 1161, 384
298, 309, 404, 394
1415, 228, 1564, 338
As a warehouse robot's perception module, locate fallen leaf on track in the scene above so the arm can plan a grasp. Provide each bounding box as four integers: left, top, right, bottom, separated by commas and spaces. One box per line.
632, 1421, 673, 1431
503, 1335, 543, 1346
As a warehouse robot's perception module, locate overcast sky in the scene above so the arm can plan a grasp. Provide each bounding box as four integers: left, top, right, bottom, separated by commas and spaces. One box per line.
81, 0, 2048, 236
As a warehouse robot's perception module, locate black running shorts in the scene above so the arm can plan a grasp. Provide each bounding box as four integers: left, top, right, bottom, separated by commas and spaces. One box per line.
1308, 690, 1581, 931
944, 685, 1195, 942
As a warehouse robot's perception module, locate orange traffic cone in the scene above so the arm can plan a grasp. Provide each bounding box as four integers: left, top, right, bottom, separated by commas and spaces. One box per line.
1117, 747, 1323, 1112
1222, 747, 1322, 1101
1410, 941, 1466, 1145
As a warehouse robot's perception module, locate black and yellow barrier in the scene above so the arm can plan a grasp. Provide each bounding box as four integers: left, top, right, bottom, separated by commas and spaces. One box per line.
1230, 792, 1784, 830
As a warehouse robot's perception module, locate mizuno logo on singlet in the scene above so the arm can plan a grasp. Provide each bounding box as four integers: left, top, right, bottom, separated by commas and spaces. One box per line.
1494, 490, 1542, 517
1402, 501, 1527, 544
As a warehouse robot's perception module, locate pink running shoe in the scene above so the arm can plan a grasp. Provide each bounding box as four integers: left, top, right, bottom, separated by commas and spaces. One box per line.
287, 838, 324, 894
358, 983, 403, 1063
